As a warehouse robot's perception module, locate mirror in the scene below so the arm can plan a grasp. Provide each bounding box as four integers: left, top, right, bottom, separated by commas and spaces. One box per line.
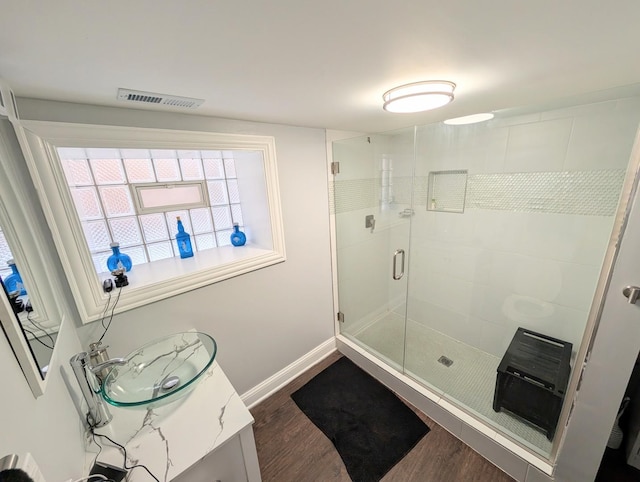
0, 84, 67, 397
0, 254, 59, 378
0, 278, 55, 398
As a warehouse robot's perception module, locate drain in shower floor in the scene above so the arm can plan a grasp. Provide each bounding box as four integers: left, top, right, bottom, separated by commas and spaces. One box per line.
438, 355, 454, 367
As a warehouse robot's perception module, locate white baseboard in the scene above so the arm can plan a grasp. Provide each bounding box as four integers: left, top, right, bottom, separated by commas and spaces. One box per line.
240, 337, 337, 409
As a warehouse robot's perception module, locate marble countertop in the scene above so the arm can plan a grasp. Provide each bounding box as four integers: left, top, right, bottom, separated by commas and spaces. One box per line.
86, 361, 254, 482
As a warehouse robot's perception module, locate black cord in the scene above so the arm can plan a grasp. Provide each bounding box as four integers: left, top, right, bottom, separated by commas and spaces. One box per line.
22, 327, 55, 350
98, 287, 121, 343
100, 289, 113, 331
91, 429, 104, 471
90, 427, 160, 482
25, 310, 56, 349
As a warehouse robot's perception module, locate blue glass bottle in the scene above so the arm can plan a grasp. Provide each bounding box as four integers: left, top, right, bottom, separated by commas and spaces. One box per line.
106, 242, 133, 272
176, 216, 194, 258
230, 223, 246, 246
4, 259, 26, 296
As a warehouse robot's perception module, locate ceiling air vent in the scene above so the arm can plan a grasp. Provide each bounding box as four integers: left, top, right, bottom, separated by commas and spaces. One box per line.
117, 88, 204, 109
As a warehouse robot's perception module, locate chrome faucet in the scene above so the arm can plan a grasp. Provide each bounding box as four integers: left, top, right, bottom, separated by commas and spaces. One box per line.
69, 352, 127, 428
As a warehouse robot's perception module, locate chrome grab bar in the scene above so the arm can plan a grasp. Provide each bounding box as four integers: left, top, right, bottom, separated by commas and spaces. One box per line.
393, 249, 405, 280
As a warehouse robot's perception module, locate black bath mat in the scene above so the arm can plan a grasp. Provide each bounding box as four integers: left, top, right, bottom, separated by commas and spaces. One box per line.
291, 357, 430, 482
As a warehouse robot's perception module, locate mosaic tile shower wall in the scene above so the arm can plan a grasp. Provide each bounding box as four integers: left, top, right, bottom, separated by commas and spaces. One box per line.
332, 177, 413, 213
465, 169, 625, 216
332, 169, 626, 217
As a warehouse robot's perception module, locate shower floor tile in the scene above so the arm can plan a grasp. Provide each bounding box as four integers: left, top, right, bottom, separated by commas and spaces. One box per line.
351, 312, 553, 456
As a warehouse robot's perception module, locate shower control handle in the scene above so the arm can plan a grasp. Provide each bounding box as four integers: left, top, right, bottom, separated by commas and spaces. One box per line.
393, 249, 405, 280
623, 285, 640, 304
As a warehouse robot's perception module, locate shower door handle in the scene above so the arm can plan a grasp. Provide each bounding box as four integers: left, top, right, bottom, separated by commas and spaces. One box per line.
393, 249, 405, 280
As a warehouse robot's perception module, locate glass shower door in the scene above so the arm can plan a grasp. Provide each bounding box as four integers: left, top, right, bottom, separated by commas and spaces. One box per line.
332, 128, 415, 370
403, 102, 640, 457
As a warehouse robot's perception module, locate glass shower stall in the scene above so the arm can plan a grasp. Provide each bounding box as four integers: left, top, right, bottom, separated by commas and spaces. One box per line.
331, 95, 640, 462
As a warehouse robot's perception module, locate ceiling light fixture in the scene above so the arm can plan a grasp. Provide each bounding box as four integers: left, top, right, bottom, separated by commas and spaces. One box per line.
444, 112, 495, 125
383, 80, 456, 113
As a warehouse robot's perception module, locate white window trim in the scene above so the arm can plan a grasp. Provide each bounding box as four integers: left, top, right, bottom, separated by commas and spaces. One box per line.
15, 120, 286, 323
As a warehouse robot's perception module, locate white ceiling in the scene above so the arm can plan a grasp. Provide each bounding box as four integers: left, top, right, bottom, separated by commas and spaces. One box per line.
2, 1, 640, 133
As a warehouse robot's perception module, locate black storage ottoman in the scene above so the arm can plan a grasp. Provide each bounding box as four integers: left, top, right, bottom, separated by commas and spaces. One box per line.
493, 327, 573, 440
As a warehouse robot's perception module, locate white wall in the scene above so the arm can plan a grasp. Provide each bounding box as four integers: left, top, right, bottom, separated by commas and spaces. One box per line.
407, 97, 640, 358
0, 119, 87, 481
1, 98, 335, 482
0, 317, 88, 481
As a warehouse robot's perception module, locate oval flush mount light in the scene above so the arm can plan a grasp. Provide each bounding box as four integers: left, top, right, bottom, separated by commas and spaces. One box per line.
383, 80, 456, 113
444, 112, 494, 125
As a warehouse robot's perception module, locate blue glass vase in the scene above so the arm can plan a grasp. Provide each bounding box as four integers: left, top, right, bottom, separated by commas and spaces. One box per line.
230, 223, 246, 247
4, 259, 26, 296
176, 217, 194, 258
106, 242, 133, 272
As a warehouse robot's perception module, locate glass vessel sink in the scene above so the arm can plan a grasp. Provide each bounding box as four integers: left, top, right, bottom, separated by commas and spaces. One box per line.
102, 332, 217, 408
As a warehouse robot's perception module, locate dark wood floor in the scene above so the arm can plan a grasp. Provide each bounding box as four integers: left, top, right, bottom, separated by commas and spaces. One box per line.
251, 351, 515, 482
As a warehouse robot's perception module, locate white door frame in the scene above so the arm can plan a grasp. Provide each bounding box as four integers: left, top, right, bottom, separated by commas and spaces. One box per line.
555, 130, 640, 481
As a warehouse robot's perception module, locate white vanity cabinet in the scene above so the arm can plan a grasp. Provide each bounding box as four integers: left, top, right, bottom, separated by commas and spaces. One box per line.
90, 362, 261, 482
172, 426, 259, 482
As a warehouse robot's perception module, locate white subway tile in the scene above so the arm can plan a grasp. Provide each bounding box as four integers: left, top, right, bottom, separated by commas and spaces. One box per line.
564, 112, 638, 171
504, 118, 573, 172
553, 262, 600, 310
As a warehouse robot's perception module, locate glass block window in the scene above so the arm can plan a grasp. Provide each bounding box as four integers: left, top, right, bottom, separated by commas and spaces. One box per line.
57, 148, 245, 274
0, 227, 13, 280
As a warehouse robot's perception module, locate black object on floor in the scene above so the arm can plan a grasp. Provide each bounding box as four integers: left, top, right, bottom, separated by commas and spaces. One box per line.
291, 357, 430, 482
595, 447, 640, 481
493, 327, 572, 440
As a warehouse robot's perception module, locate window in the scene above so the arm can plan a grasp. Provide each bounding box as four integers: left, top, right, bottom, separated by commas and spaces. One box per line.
132, 182, 208, 214
0, 227, 12, 280
17, 122, 286, 323
59, 147, 247, 275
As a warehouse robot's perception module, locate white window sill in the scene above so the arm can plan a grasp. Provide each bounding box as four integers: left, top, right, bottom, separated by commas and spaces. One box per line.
94, 244, 284, 322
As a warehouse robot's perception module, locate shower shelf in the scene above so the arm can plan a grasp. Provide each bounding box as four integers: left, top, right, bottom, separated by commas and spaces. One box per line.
427, 170, 468, 213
